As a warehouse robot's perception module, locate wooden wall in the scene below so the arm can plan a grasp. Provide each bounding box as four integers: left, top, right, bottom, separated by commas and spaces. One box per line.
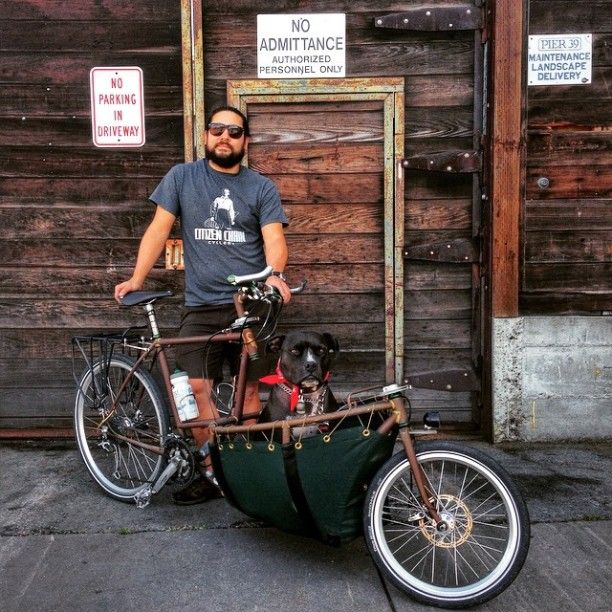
522, 0, 612, 313
1, 0, 480, 430
0, 0, 185, 429
201, 0, 479, 424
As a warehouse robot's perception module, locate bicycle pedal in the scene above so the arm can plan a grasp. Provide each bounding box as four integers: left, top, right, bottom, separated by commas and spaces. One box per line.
134, 486, 152, 509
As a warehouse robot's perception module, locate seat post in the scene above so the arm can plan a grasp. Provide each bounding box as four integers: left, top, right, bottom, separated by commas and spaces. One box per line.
143, 303, 161, 339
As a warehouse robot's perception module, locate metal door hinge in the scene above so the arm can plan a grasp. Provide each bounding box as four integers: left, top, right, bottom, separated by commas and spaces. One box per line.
404, 238, 478, 263
402, 150, 481, 173
405, 368, 480, 392
374, 5, 482, 32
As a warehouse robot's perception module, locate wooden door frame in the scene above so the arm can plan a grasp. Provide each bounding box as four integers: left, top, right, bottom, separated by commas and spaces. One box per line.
227, 78, 405, 383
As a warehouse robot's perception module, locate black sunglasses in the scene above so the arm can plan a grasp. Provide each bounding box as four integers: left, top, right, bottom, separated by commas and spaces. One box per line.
207, 122, 245, 139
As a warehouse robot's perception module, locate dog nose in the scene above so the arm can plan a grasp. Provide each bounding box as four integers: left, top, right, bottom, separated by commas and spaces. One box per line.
305, 360, 317, 373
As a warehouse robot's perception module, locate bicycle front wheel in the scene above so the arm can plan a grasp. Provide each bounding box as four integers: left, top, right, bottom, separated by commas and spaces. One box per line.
74, 354, 170, 502
364, 441, 530, 609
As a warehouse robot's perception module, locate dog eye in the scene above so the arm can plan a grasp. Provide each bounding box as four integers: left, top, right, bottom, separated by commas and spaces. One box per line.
315, 347, 327, 356
290, 348, 301, 356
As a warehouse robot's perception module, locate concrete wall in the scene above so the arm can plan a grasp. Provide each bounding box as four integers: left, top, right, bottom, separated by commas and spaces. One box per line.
492, 317, 612, 442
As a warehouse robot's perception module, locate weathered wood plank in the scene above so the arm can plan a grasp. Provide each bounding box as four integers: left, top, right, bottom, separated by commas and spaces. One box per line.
524, 263, 612, 292
404, 290, 471, 320
528, 99, 612, 131
0, 53, 181, 86
526, 166, 612, 199
0, 146, 183, 178
249, 107, 384, 145
203, 39, 474, 78
525, 200, 612, 230
249, 143, 383, 174
0, 290, 470, 330
1, 0, 179, 20
529, 1, 612, 33
0, 260, 468, 299
1, 203, 385, 238
0, 20, 180, 51
528, 132, 612, 165
525, 230, 612, 263
0, 116, 182, 147
1, 235, 383, 266
405, 199, 472, 230
0, 178, 163, 204
405, 263, 472, 290
520, 292, 612, 314
268, 173, 382, 204
205, 74, 473, 113
0, 295, 389, 330
0, 84, 182, 117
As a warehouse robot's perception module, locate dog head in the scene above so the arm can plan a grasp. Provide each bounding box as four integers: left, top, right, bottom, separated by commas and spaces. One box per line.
267, 331, 339, 391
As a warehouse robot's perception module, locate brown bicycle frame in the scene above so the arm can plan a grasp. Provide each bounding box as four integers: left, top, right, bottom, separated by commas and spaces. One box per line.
102, 297, 442, 525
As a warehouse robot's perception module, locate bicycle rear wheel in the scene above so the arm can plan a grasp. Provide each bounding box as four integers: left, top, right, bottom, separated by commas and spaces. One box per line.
74, 354, 170, 502
364, 441, 530, 608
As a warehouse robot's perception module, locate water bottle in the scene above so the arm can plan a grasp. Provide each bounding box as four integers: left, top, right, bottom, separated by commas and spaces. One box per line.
170, 370, 199, 422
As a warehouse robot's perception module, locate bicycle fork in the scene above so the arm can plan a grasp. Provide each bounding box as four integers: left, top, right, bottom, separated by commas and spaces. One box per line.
392, 397, 445, 528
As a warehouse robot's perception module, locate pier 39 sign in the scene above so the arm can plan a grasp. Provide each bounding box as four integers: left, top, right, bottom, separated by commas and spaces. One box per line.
257, 14, 346, 79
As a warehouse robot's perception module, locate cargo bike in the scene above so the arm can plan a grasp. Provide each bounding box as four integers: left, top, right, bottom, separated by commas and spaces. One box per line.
72, 267, 530, 609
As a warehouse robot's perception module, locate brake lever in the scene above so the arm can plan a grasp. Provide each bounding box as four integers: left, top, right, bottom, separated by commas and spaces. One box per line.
289, 280, 307, 294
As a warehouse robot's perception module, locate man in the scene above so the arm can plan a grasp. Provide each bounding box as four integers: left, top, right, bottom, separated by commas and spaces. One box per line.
115, 106, 290, 504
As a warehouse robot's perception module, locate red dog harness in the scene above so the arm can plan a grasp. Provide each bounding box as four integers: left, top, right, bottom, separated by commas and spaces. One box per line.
260, 362, 331, 412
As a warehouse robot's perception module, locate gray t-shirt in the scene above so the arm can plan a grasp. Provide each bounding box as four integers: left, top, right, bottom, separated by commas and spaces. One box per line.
150, 160, 288, 306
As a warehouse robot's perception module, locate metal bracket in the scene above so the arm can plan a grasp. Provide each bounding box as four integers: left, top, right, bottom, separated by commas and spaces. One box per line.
404, 238, 477, 263
402, 150, 481, 173
165, 239, 184, 270
405, 368, 480, 392
374, 5, 482, 32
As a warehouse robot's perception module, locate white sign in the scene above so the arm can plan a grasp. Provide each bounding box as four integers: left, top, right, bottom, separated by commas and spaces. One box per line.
257, 14, 346, 79
528, 34, 592, 86
90, 67, 145, 147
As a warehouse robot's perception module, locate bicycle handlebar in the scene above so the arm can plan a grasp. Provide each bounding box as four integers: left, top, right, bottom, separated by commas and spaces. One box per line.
227, 266, 274, 286
227, 266, 306, 297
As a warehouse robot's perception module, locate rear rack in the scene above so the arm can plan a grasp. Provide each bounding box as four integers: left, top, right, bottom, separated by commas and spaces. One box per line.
71, 327, 150, 388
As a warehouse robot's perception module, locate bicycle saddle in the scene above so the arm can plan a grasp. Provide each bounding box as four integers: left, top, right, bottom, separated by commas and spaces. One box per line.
120, 290, 174, 306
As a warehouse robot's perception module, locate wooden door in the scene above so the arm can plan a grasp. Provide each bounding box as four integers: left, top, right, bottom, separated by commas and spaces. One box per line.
228, 79, 405, 393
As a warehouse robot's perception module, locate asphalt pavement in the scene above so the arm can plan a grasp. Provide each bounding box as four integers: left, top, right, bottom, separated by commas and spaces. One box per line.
1, 438, 610, 611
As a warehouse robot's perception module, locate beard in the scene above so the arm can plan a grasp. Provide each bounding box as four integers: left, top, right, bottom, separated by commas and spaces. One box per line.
205, 142, 246, 168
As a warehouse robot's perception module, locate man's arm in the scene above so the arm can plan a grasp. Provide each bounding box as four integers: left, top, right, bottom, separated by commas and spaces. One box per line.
261, 222, 291, 303
114, 205, 177, 302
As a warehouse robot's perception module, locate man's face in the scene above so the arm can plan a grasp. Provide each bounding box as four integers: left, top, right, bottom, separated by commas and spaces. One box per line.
204, 110, 248, 169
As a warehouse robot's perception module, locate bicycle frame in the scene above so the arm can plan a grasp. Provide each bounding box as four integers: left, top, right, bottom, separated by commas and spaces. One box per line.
91, 291, 443, 525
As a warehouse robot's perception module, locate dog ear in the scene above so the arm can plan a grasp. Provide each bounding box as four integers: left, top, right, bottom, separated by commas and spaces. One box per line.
322, 333, 339, 354
265, 335, 285, 354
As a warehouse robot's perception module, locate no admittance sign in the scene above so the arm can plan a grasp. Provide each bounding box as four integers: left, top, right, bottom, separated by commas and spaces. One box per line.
90, 67, 145, 147
257, 14, 346, 79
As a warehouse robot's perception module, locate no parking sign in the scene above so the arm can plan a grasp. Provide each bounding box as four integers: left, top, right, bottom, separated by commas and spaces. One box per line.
90, 67, 146, 147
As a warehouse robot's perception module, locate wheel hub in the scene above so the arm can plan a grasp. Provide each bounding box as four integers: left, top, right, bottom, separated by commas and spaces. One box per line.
419, 494, 473, 548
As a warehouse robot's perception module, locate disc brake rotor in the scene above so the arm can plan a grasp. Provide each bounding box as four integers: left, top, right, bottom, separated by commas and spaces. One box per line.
419, 494, 474, 548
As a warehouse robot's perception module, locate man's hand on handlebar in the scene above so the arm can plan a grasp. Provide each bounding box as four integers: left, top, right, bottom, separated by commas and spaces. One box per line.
265, 274, 291, 303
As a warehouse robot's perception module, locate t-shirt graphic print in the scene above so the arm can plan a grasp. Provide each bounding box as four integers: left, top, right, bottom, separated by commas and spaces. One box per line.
197, 188, 247, 245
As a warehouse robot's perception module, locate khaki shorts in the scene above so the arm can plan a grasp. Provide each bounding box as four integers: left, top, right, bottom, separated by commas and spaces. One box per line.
175, 303, 273, 381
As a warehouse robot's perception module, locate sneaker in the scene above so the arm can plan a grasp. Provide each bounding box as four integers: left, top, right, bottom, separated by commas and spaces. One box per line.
172, 474, 223, 506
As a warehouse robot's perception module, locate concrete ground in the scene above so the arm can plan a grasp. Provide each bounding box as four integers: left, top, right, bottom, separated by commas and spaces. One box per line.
0, 439, 610, 611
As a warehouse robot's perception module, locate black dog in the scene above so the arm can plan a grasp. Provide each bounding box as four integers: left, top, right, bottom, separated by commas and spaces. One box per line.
258, 331, 339, 435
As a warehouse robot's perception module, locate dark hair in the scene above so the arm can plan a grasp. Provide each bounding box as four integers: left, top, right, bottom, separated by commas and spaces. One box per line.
205, 105, 250, 137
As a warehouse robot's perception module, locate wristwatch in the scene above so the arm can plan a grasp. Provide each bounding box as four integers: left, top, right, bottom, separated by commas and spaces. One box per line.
270, 271, 287, 282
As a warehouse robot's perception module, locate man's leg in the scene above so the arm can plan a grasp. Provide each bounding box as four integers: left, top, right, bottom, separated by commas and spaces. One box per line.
189, 377, 217, 449
172, 377, 222, 505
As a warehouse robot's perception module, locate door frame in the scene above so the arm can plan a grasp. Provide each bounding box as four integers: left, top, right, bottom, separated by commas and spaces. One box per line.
227, 78, 405, 383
